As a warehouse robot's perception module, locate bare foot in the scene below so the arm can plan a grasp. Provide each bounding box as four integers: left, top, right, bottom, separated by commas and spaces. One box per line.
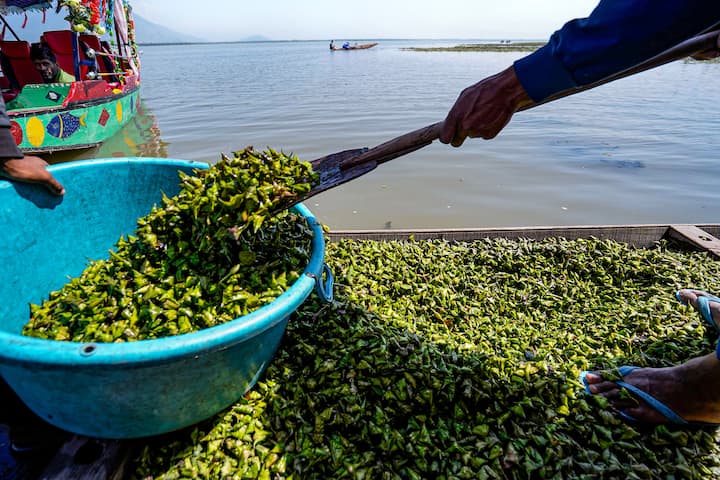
584, 353, 720, 425
584, 290, 720, 425
677, 289, 720, 330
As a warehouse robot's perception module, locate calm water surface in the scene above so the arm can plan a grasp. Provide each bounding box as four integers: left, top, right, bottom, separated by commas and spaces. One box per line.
52, 40, 720, 230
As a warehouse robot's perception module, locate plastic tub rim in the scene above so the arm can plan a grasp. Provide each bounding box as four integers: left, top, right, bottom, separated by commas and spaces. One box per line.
0, 157, 325, 366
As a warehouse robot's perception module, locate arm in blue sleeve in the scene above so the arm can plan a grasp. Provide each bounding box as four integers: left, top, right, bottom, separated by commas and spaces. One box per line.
514, 0, 720, 103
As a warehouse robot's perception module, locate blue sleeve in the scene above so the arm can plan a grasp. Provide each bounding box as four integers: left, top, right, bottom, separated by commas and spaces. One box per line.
514, 0, 720, 102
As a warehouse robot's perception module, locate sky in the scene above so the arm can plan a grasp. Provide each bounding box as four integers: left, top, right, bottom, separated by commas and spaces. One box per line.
130, 0, 601, 42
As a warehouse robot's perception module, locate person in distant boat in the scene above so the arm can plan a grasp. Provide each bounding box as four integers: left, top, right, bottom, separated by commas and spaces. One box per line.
0, 96, 64, 195
29, 43, 75, 84
439, 0, 720, 427
342, 42, 350, 50
330, 40, 334, 50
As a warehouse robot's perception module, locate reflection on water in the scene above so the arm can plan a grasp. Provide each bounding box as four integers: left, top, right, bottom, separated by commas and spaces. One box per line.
43, 101, 169, 165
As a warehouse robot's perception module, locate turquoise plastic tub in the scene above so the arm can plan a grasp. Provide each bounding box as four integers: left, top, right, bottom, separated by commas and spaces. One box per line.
0, 158, 332, 439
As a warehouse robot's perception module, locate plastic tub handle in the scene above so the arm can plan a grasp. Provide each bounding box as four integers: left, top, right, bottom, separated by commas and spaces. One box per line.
314, 263, 334, 302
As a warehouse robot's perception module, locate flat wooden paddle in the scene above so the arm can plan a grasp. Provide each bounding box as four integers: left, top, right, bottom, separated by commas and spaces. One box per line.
290, 29, 720, 208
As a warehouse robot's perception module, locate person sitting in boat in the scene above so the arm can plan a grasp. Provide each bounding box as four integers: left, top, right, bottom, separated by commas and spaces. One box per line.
29, 43, 75, 84
342, 42, 350, 50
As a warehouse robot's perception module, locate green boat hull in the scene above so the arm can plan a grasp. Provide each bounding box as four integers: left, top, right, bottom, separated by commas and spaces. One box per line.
7, 80, 140, 154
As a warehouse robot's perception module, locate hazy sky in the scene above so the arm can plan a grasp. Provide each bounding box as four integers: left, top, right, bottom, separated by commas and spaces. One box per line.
131, 0, 601, 42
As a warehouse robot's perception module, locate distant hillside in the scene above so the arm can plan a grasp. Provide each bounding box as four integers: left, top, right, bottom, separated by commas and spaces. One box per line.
0, 9, 205, 45
239, 35, 271, 42
132, 15, 205, 44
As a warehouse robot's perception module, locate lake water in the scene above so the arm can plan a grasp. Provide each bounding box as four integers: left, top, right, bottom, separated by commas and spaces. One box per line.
49, 40, 720, 230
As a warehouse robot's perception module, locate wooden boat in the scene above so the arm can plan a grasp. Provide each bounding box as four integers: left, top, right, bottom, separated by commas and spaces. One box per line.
0, 0, 141, 153
326, 223, 720, 257
330, 41, 378, 51
3, 220, 720, 477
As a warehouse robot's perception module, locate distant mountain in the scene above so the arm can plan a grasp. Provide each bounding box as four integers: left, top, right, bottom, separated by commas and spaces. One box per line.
132, 15, 205, 44
240, 35, 271, 42
0, 9, 270, 45
0, 9, 205, 45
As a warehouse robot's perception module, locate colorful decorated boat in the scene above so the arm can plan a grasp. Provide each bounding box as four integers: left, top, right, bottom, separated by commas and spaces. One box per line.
0, 0, 140, 153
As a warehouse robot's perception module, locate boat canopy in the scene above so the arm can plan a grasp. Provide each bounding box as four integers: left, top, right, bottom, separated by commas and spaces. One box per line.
0, 1, 129, 37
0, 0, 137, 70
0, 2, 54, 13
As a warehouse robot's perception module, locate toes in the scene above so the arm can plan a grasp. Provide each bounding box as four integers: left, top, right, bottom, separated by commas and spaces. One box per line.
679, 289, 719, 305
595, 385, 624, 399
582, 372, 603, 386
589, 384, 643, 415
618, 405, 666, 424
677, 289, 695, 303
590, 381, 622, 395
676, 289, 720, 329
677, 289, 700, 307
605, 386, 640, 405
610, 399, 641, 411
583, 373, 620, 394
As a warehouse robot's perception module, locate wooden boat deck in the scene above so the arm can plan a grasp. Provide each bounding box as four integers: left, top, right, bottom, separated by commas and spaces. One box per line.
328, 223, 720, 257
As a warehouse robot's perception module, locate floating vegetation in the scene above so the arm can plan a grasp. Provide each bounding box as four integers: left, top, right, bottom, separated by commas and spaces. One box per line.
404, 42, 544, 53
131, 237, 720, 479
684, 56, 720, 64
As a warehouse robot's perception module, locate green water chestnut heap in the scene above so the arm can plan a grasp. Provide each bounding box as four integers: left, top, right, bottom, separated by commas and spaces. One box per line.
133, 237, 720, 479
23, 147, 319, 342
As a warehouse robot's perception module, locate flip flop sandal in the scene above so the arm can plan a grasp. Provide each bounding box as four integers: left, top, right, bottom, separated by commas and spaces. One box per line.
580, 366, 720, 427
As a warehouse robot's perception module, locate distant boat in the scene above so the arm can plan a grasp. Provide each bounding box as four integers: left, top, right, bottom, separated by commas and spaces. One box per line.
329, 41, 378, 51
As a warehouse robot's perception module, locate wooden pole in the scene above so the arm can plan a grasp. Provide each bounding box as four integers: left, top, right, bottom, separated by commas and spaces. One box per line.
0, 14, 21, 41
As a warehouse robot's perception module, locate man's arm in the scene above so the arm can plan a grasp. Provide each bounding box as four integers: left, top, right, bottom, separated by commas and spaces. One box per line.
0, 98, 65, 195
0, 156, 66, 196
441, 0, 720, 146
440, 66, 534, 147
515, 0, 720, 103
